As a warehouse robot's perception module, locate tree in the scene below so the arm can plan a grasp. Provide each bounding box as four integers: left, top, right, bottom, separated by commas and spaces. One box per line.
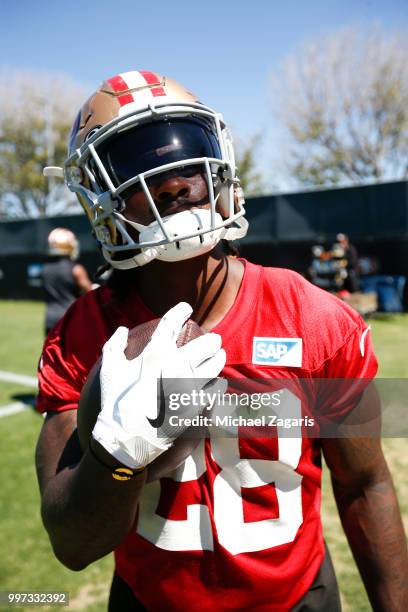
235, 134, 264, 196
272, 26, 408, 187
0, 69, 86, 218
0, 69, 265, 217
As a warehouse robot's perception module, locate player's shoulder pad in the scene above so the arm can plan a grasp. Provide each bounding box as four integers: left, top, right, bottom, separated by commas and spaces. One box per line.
262, 268, 367, 370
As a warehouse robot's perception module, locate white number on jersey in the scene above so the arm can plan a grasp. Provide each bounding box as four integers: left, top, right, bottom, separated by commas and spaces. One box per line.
137, 390, 303, 555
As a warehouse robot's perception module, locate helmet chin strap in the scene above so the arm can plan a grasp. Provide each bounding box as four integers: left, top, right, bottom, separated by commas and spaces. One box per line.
106, 208, 230, 269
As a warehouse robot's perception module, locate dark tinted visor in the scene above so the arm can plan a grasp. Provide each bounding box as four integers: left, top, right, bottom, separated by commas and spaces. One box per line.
96, 117, 222, 188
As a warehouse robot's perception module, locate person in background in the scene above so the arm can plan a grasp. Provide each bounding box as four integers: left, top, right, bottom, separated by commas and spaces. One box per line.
43, 228, 92, 334
335, 233, 360, 293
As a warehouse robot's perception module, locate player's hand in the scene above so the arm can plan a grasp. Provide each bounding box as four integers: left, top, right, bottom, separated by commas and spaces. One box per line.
92, 302, 226, 470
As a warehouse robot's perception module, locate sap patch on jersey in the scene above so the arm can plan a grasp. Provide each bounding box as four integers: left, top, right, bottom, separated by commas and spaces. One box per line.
252, 337, 303, 367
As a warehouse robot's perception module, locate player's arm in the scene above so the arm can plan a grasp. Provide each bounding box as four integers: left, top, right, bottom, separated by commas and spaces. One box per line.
36, 409, 146, 571
72, 263, 92, 293
321, 384, 408, 612
36, 302, 226, 571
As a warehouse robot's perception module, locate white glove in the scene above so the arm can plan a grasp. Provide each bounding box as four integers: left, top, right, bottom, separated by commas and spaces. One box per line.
92, 302, 226, 469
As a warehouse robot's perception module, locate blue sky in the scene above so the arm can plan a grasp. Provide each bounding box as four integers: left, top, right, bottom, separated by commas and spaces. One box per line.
1, 0, 407, 188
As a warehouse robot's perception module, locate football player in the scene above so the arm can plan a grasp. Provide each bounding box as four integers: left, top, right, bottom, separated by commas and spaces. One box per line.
35, 70, 408, 611
43, 228, 92, 334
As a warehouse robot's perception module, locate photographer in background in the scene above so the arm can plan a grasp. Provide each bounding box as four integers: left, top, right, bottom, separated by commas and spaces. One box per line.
335, 233, 360, 293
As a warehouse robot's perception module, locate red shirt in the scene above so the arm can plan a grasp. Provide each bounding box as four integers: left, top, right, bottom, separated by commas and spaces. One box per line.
37, 260, 378, 611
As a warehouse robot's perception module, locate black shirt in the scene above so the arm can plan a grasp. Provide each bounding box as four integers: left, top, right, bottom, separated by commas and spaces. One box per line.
43, 257, 79, 332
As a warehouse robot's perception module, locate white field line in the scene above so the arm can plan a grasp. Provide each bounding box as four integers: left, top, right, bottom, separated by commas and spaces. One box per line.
0, 402, 29, 417
0, 370, 37, 387
0, 369, 37, 418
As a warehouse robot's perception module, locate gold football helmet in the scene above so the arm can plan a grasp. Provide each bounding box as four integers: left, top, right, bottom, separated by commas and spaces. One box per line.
45, 70, 247, 268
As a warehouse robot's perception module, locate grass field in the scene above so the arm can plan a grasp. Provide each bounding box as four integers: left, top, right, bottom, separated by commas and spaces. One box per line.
0, 301, 407, 611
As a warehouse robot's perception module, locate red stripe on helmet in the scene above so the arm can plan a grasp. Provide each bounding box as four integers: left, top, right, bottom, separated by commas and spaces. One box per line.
107, 74, 134, 106
140, 70, 166, 97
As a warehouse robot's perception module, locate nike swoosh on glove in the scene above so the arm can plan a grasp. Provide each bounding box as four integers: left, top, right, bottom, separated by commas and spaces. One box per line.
92, 302, 226, 469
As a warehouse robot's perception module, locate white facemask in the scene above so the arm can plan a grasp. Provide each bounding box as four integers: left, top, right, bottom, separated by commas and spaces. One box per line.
102, 208, 247, 269
139, 208, 225, 262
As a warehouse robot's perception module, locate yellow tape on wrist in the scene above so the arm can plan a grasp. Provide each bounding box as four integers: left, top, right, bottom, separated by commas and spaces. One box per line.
112, 467, 136, 481
89, 442, 145, 480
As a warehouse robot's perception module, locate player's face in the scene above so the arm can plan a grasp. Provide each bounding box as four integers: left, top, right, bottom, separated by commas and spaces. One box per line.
124, 168, 210, 226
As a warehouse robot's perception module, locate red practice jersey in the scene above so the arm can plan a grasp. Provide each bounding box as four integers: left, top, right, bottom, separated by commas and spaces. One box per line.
37, 260, 378, 611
